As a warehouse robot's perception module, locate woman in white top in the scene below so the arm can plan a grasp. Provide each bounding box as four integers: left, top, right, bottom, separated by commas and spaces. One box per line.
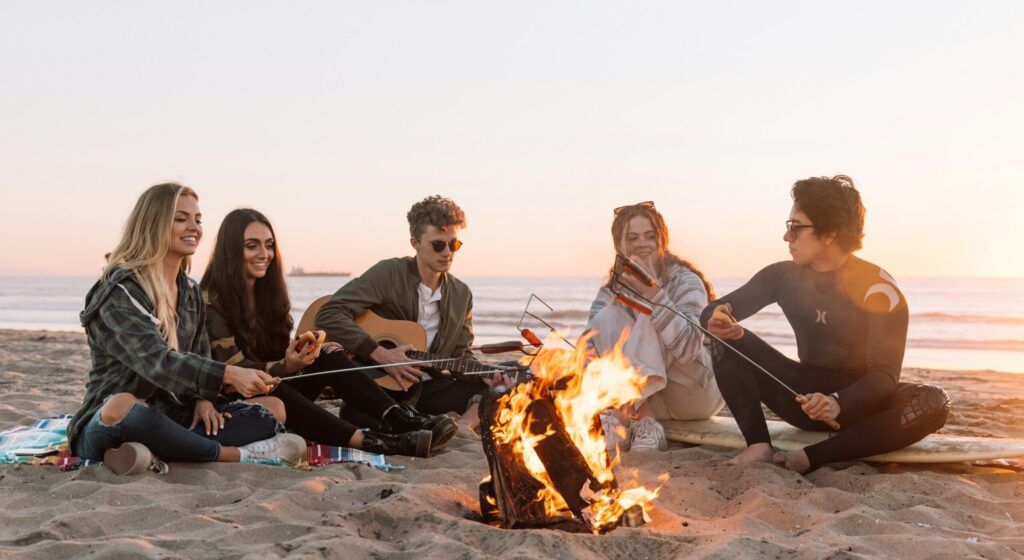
587, 201, 724, 452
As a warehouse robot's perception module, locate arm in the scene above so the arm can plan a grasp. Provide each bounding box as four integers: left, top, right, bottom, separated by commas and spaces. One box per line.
315, 262, 391, 362
585, 287, 614, 330
834, 287, 909, 414
700, 263, 782, 331
648, 269, 709, 365
98, 284, 224, 400
451, 290, 479, 361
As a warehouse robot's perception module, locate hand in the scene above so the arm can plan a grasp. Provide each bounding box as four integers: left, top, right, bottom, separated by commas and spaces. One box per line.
189, 399, 231, 436
321, 342, 345, 354
620, 257, 660, 300
481, 368, 513, 389
800, 392, 840, 422
223, 365, 273, 398
284, 336, 321, 374
370, 344, 423, 391
708, 303, 744, 340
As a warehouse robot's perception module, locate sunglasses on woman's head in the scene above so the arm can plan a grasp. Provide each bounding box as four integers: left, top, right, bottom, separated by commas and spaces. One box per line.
428, 239, 463, 253
613, 201, 656, 216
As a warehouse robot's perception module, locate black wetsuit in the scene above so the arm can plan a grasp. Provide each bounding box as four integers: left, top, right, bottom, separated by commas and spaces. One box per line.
700, 255, 950, 468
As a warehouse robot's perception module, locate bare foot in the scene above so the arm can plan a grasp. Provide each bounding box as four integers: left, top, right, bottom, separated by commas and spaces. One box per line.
725, 443, 773, 465
772, 449, 811, 473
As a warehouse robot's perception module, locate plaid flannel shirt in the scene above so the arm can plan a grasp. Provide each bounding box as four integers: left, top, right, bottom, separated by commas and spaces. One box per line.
67, 267, 226, 447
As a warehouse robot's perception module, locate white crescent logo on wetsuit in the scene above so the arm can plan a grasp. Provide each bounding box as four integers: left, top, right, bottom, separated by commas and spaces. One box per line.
864, 283, 901, 312
816, 310, 828, 324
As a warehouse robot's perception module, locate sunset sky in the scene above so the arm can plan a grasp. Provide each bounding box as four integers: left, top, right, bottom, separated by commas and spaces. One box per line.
1, 2, 1021, 280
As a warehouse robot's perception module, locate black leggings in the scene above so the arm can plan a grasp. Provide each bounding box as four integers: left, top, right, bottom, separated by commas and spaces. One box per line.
229, 351, 398, 446
711, 333, 951, 469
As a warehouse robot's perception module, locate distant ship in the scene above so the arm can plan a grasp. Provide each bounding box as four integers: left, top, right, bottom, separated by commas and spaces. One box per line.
288, 267, 351, 278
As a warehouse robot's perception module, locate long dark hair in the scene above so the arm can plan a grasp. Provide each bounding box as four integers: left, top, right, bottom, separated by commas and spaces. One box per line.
201, 208, 292, 361
604, 204, 716, 301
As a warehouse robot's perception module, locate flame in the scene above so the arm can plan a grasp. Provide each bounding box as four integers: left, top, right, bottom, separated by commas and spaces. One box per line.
490, 331, 664, 531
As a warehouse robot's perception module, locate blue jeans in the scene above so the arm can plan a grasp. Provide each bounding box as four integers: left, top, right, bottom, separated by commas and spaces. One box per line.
73, 398, 280, 462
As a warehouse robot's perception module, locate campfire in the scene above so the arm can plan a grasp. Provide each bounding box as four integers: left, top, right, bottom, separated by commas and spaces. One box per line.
478, 333, 662, 533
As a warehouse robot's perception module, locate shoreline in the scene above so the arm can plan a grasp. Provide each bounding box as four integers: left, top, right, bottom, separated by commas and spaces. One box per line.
2, 329, 1023, 558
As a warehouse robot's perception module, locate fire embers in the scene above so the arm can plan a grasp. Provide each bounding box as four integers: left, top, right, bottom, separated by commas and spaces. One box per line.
478, 334, 660, 533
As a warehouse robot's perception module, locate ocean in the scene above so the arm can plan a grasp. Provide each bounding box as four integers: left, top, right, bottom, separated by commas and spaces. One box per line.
1, 275, 1022, 375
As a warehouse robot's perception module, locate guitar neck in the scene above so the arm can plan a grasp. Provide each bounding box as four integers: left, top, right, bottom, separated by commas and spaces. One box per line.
407, 351, 491, 375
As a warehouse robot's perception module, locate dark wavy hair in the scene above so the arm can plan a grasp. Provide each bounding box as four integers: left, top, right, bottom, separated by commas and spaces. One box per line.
603, 204, 716, 301
407, 195, 467, 240
791, 174, 865, 252
201, 208, 293, 362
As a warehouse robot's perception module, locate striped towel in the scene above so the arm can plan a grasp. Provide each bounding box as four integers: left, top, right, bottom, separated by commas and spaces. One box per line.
0, 414, 73, 463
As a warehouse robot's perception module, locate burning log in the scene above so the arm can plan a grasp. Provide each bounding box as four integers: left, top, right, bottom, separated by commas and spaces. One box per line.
477, 333, 661, 533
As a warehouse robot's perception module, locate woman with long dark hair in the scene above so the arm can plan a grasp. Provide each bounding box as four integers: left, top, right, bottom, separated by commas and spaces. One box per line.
587, 201, 724, 452
68, 184, 306, 475
201, 209, 457, 457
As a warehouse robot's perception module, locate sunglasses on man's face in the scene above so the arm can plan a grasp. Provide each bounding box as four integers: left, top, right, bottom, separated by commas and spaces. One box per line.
785, 220, 815, 237
613, 201, 655, 216
427, 239, 463, 253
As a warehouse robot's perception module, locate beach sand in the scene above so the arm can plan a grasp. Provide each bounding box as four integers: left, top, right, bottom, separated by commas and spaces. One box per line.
1, 328, 1022, 559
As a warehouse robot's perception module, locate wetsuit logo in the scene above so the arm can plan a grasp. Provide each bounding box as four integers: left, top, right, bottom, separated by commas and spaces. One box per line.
816, 309, 828, 325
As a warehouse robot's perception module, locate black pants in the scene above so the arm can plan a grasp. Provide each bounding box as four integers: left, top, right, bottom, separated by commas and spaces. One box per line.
229, 351, 398, 447
711, 332, 951, 469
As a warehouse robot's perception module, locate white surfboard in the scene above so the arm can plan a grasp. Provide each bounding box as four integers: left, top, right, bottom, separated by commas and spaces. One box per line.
662, 416, 1024, 463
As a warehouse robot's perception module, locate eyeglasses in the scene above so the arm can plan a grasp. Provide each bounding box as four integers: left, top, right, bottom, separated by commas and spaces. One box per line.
785, 220, 815, 236
613, 201, 655, 216
428, 239, 463, 253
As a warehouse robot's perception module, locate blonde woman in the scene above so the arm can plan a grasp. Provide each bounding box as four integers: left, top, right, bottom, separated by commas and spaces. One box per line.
67, 183, 305, 475
588, 201, 725, 452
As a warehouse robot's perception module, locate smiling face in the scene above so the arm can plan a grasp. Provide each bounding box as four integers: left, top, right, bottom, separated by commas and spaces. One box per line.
412, 224, 461, 276
622, 215, 660, 264
167, 194, 202, 259
242, 221, 275, 281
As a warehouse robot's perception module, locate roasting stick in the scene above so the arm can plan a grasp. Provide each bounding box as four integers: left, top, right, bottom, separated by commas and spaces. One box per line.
612, 257, 841, 431
263, 340, 536, 388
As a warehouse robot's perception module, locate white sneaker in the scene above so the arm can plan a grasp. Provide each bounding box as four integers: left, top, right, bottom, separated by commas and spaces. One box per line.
599, 411, 630, 454
239, 433, 307, 465
628, 417, 668, 452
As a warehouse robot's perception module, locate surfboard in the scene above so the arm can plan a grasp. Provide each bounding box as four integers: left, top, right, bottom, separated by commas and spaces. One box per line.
662, 416, 1024, 463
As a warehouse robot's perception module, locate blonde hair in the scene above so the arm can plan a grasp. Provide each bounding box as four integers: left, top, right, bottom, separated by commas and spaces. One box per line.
104, 183, 199, 350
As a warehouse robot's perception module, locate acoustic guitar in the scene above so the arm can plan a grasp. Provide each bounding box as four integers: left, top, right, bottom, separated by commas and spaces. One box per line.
296, 297, 496, 393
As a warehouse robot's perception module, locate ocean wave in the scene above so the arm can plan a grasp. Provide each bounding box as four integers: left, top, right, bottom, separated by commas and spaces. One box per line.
911, 312, 1024, 325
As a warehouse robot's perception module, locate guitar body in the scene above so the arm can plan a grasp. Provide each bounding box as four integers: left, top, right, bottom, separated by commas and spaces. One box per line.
297, 297, 490, 392
355, 311, 429, 392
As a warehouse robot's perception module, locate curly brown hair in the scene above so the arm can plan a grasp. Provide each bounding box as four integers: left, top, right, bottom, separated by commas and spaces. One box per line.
791, 174, 865, 252
407, 195, 467, 240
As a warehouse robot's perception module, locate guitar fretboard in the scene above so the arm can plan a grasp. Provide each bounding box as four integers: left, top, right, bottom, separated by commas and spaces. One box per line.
406, 351, 492, 375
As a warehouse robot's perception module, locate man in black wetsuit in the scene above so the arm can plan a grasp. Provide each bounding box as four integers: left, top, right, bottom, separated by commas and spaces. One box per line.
701, 174, 950, 472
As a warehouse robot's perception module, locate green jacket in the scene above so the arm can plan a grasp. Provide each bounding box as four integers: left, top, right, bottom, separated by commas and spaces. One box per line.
68, 267, 225, 447
315, 256, 477, 362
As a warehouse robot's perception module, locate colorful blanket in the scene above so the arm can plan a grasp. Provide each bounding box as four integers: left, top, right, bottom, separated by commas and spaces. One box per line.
0, 415, 402, 472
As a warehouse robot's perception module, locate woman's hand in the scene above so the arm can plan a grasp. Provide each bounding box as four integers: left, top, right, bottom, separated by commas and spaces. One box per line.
708, 303, 745, 340
620, 257, 660, 301
190, 398, 231, 436
223, 365, 274, 397
284, 336, 321, 374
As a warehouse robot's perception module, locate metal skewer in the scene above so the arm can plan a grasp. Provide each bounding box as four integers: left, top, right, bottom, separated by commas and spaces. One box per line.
612, 273, 840, 431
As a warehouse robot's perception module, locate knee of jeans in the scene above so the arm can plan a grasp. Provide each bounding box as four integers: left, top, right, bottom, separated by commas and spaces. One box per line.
98, 393, 146, 426
259, 397, 286, 424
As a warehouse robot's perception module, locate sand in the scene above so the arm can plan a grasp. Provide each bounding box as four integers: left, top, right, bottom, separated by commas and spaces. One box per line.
1, 328, 1023, 559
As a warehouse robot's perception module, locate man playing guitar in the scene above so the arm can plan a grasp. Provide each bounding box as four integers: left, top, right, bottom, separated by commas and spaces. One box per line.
315, 195, 510, 432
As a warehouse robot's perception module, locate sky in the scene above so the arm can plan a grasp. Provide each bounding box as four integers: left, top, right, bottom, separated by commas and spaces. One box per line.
1, 1, 1022, 280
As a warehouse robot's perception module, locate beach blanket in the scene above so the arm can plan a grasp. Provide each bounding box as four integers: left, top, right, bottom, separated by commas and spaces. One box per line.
0, 415, 402, 472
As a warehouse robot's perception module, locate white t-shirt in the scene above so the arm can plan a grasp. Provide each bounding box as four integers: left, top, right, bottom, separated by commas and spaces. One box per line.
417, 282, 443, 351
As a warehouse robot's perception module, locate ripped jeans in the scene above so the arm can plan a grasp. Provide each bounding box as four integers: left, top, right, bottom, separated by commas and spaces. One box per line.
72, 398, 280, 462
